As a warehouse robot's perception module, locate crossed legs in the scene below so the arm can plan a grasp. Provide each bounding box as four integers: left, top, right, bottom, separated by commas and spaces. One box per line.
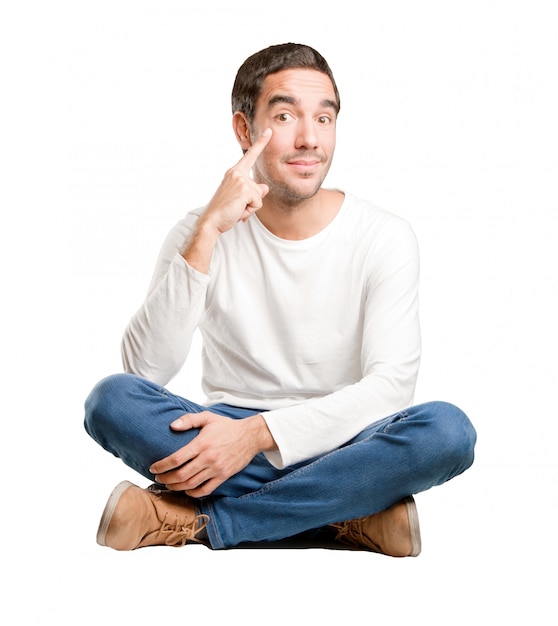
85, 373, 476, 552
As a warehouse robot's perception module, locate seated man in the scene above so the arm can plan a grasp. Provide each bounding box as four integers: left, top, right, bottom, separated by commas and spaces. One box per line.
84, 42, 476, 557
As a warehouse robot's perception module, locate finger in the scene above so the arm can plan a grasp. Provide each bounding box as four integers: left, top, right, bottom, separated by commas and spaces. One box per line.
165, 467, 214, 493
170, 412, 202, 432
151, 411, 217, 474
186, 477, 222, 498
149, 444, 196, 474
235, 128, 272, 175
239, 181, 270, 222
170, 409, 220, 431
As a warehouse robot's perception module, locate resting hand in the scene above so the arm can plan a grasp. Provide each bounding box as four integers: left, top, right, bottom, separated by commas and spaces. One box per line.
149, 411, 275, 498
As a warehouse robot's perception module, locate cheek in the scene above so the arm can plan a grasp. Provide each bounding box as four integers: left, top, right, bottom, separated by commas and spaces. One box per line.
322, 131, 336, 153
257, 139, 285, 172
265, 132, 289, 155
253, 152, 275, 182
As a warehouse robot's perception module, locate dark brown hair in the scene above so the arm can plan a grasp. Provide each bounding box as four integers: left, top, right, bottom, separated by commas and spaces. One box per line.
231, 43, 341, 124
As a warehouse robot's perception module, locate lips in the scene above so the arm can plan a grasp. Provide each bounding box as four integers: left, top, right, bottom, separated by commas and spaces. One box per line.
287, 159, 320, 166
284, 154, 325, 173
284, 152, 325, 167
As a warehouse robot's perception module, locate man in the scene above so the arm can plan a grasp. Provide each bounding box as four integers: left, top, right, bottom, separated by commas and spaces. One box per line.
85, 43, 476, 557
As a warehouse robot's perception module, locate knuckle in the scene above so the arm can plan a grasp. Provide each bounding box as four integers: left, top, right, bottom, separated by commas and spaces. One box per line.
228, 168, 244, 183
206, 450, 218, 464
214, 459, 228, 475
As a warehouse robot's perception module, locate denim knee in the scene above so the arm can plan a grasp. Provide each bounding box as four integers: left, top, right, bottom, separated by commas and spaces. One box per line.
83, 372, 139, 443
428, 400, 477, 475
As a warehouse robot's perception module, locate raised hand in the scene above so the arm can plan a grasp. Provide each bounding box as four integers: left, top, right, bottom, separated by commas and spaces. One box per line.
203, 128, 272, 234
180, 128, 272, 272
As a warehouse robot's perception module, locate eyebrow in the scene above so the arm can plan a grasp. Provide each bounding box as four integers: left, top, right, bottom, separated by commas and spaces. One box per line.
267, 95, 339, 112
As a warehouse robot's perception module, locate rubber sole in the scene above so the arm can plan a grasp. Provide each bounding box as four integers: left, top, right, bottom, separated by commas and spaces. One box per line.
96, 480, 135, 546
404, 495, 422, 557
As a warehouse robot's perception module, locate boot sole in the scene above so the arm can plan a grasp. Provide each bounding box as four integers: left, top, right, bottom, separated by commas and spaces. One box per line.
404, 495, 422, 557
96, 480, 135, 546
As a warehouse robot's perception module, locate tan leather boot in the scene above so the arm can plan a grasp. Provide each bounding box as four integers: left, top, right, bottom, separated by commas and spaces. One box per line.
331, 496, 421, 557
96, 481, 210, 551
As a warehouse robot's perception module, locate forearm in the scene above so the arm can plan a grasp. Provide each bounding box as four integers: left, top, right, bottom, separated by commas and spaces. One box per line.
180, 215, 220, 275
121, 253, 210, 384
262, 359, 419, 469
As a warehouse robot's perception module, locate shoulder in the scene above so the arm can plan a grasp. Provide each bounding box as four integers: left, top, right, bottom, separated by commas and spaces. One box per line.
339, 192, 417, 248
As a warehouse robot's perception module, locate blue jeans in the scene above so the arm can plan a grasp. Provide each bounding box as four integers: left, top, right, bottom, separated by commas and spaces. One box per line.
84, 373, 476, 549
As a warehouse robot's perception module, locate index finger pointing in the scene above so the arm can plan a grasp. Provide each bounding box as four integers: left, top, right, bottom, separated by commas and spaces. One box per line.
236, 128, 272, 174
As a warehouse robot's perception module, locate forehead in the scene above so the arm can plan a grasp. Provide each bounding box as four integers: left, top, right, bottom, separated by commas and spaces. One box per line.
256, 68, 337, 110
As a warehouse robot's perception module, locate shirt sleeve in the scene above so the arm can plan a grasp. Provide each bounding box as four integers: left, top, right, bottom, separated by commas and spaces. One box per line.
261, 219, 421, 468
121, 217, 211, 385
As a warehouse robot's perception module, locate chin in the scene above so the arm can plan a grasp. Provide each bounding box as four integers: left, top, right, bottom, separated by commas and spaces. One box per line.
272, 178, 324, 203
272, 187, 321, 207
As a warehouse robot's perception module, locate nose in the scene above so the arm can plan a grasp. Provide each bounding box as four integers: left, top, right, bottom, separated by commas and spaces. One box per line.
295, 116, 318, 150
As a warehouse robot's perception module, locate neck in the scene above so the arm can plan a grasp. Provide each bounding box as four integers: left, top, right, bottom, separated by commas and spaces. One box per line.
256, 189, 344, 240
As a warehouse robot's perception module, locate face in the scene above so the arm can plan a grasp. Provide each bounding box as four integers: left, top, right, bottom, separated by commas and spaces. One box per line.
243, 68, 338, 206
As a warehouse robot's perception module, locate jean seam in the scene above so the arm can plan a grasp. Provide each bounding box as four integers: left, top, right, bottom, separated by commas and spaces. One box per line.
382, 410, 409, 434
234, 445, 345, 502
200, 499, 223, 549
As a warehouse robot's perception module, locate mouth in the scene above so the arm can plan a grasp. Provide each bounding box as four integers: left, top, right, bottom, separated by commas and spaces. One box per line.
285, 151, 324, 165
285, 158, 323, 174
288, 159, 320, 166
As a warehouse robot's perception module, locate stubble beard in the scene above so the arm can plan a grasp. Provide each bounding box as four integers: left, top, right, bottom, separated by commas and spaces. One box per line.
265, 178, 324, 212
256, 158, 332, 212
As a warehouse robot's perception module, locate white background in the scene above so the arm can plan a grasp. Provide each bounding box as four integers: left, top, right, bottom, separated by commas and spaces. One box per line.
3, 1, 557, 623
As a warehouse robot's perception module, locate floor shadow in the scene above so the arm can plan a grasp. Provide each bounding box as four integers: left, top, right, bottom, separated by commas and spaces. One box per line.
233, 527, 353, 551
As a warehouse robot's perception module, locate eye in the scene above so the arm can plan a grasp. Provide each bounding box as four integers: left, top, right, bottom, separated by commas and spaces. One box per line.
275, 112, 293, 123
317, 115, 332, 125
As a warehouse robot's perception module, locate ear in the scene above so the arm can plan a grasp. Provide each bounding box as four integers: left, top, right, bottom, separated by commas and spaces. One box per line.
232, 112, 252, 151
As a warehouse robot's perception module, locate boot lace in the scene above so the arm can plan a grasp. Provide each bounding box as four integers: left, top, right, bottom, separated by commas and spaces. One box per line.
147, 485, 210, 547
159, 512, 210, 547
330, 518, 380, 551
331, 519, 363, 544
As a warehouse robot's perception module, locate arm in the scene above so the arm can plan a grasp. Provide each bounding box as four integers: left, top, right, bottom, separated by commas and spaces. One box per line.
262, 219, 421, 468
121, 129, 273, 384
126, 130, 279, 494
121, 239, 210, 385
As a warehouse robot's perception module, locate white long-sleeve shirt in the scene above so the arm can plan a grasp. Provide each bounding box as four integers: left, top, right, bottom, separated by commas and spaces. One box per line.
122, 192, 421, 468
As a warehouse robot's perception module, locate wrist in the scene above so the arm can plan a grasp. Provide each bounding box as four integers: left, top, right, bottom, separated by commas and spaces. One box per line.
180, 216, 220, 272
196, 213, 222, 239
246, 414, 277, 454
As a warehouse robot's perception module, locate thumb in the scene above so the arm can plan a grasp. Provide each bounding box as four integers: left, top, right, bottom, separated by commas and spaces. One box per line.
170, 412, 210, 431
